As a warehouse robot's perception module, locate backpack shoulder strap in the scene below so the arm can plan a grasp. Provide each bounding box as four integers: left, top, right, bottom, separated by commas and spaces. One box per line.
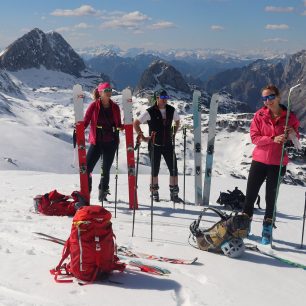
50, 240, 73, 283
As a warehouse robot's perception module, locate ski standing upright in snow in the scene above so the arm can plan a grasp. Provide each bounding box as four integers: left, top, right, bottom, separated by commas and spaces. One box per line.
203, 93, 219, 206
270, 83, 301, 247
193, 90, 202, 205
122, 88, 138, 209
73, 84, 90, 204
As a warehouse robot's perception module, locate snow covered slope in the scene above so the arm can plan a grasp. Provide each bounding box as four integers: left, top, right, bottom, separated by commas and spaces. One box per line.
0, 172, 305, 306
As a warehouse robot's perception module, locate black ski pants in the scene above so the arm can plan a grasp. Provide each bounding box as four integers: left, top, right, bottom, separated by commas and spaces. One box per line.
86, 141, 118, 193
243, 160, 286, 220
149, 144, 178, 177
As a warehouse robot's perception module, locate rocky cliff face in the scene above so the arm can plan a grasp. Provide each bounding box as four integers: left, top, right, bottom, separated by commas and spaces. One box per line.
204, 51, 306, 129
136, 60, 191, 97
0, 28, 85, 76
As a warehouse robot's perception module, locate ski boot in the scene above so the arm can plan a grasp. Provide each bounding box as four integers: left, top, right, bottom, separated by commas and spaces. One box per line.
170, 185, 184, 203
99, 188, 110, 202
150, 184, 160, 202
261, 218, 273, 245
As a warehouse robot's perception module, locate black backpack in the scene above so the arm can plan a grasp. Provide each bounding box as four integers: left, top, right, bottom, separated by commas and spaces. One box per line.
216, 187, 261, 211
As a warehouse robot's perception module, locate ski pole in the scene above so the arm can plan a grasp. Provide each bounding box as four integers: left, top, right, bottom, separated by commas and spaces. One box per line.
172, 126, 176, 210
114, 130, 119, 218
150, 131, 156, 242
271, 83, 301, 247
132, 135, 141, 237
100, 156, 104, 207
183, 126, 187, 209
300, 192, 306, 249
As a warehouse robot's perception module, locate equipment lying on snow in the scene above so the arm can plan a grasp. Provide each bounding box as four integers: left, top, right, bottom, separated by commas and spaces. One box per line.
33, 190, 87, 216
189, 207, 250, 257
50, 205, 125, 284
216, 187, 261, 211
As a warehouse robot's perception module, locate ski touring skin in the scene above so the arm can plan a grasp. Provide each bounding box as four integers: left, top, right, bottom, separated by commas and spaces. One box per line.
245, 243, 306, 270
34, 232, 169, 276
118, 246, 198, 265
203, 93, 219, 206
73, 84, 90, 204
122, 88, 138, 210
193, 90, 202, 206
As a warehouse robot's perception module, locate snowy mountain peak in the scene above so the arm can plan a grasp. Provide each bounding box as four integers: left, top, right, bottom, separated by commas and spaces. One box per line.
0, 28, 86, 76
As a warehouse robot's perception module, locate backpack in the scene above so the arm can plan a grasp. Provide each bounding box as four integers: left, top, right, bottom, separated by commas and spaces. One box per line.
216, 187, 261, 211
189, 207, 250, 253
33, 190, 87, 216
50, 205, 125, 283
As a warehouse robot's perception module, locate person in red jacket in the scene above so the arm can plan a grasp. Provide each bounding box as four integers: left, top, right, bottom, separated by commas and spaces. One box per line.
243, 84, 300, 244
84, 82, 122, 201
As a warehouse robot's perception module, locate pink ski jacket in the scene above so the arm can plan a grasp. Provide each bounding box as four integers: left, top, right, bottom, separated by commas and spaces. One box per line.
250, 105, 300, 166
84, 99, 122, 145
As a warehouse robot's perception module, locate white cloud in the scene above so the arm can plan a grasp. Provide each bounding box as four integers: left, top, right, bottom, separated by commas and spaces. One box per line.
264, 6, 294, 13
51, 5, 99, 17
265, 24, 289, 30
100, 11, 150, 30
148, 21, 175, 30
304, 1, 306, 6
55, 23, 92, 33
75, 23, 92, 29
211, 25, 224, 31
263, 38, 288, 43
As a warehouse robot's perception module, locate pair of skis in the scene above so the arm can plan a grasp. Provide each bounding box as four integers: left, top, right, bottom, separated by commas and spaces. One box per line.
193, 91, 219, 206
72, 85, 138, 209
34, 232, 197, 268
35, 232, 168, 275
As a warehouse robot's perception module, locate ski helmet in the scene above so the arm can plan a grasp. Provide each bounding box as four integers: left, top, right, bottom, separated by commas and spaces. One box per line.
221, 238, 245, 258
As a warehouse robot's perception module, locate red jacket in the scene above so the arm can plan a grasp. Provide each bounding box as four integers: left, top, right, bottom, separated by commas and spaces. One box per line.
84, 99, 122, 145
250, 105, 300, 166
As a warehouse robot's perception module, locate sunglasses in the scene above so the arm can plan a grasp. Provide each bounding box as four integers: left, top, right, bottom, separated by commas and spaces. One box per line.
261, 94, 276, 102
159, 95, 170, 99
103, 88, 112, 93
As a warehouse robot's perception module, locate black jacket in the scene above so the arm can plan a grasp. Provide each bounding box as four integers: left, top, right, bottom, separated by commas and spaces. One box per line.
147, 104, 175, 146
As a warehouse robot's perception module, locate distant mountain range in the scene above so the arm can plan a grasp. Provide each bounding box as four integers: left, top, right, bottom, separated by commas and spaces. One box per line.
85, 50, 255, 90
0, 28, 305, 129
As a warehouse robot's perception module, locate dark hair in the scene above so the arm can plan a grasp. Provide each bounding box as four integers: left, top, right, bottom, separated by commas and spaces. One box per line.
262, 84, 280, 96
93, 88, 100, 100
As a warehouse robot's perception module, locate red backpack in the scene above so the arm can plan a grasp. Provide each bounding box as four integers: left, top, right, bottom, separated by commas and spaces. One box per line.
50, 205, 125, 283
34, 190, 87, 216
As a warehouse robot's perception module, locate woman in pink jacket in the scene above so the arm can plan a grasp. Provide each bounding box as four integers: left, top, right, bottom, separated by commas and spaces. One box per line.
84, 82, 122, 202
243, 84, 300, 244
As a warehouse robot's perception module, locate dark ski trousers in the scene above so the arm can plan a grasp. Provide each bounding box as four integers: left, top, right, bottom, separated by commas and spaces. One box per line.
86, 141, 118, 193
149, 144, 178, 177
243, 160, 286, 220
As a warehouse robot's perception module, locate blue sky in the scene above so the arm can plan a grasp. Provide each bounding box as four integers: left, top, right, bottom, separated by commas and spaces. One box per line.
1, 0, 306, 53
